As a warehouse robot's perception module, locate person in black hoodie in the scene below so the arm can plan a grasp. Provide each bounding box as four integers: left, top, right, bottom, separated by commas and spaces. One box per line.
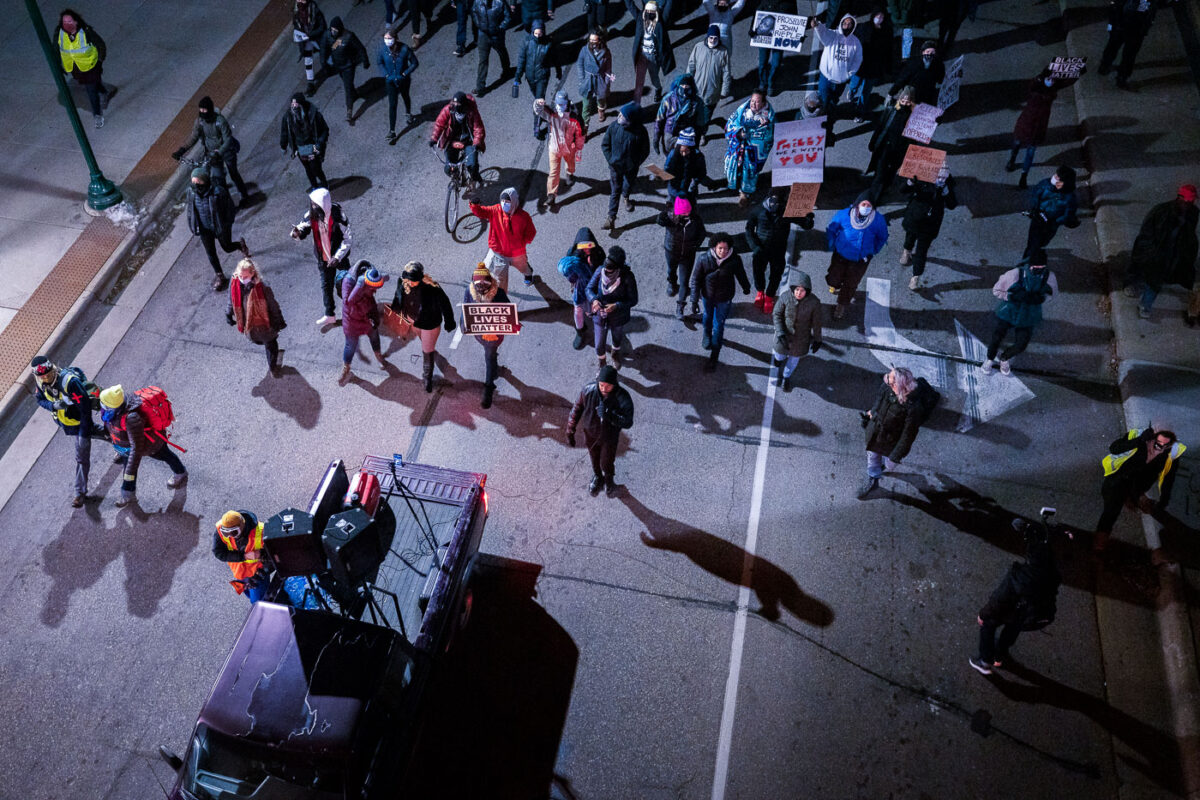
586, 246, 640, 368
865, 85, 916, 202
601, 102, 651, 230
690, 232, 751, 371
390, 261, 457, 392
899, 168, 957, 290
657, 196, 707, 315
890, 41, 944, 106
515, 21, 562, 139
848, 9, 894, 121
322, 17, 370, 124
745, 193, 791, 315
558, 228, 606, 349
566, 364, 635, 497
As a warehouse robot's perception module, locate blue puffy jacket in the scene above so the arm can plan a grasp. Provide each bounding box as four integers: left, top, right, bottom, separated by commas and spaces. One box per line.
377, 42, 418, 82
826, 206, 889, 261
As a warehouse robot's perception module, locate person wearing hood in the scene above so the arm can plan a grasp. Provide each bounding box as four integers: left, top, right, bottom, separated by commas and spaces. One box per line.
1099, 0, 1172, 89
771, 271, 823, 390
291, 187, 352, 324
431, 92, 487, 187
567, 364, 635, 497
655, 74, 705, 155
54, 9, 113, 129
226, 259, 286, 375
982, 251, 1058, 375
702, 0, 745, 58
865, 84, 917, 202
464, 264, 516, 408
657, 196, 707, 315
811, 14, 863, 118
517, 22, 563, 139
1022, 166, 1078, 263
187, 167, 248, 292
280, 93, 330, 189
577, 29, 614, 126
1006, 70, 1080, 189
321, 17, 370, 124
472, 0, 512, 95
858, 366, 939, 498
172, 97, 250, 204
848, 9, 894, 121
625, 0, 675, 104
746, 193, 790, 313
899, 165, 957, 290
687, 26, 732, 140
535, 91, 585, 209
825, 193, 889, 319
691, 232, 751, 371
724, 89, 775, 206
601, 102, 651, 230
558, 228, 606, 349
470, 187, 538, 289
586, 246, 640, 368
389, 261, 457, 391
339, 263, 389, 383
890, 41, 945, 106
292, 0, 329, 97
378, 27, 420, 144
664, 128, 706, 201
1121, 185, 1198, 320
99, 384, 188, 508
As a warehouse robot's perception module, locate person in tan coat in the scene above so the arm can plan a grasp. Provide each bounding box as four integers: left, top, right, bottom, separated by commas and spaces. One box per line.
771, 271, 822, 390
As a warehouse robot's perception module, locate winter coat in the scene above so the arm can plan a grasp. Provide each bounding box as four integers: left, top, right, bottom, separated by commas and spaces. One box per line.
892, 53, 945, 106
827, 206, 889, 261
772, 290, 823, 357
979, 540, 1060, 628
292, 0, 328, 56
1108, 0, 1166, 36
568, 380, 635, 440
702, 0, 747, 48
814, 16, 863, 84
535, 104, 585, 155
341, 275, 382, 337
391, 278, 456, 331
187, 184, 234, 238
181, 111, 238, 159
472, 0, 511, 37
856, 16, 895, 81
279, 100, 329, 152
745, 204, 789, 254
294, 199, 351, 265
992, 266, 1058, 328
691, 249, 750, 302
35, 368, 93, 434
431, 96, 486, 149
664, 147, 707, 198
559, 228, 606, 306
657, 209, 707, 259
520, 0, 555, 28
901, 176, 957, 239
230, 279, 285, 345
586, 264, 639, 327
322, 27, 369, 73
470, 202, 537, 257
464, 282, 513, 344
655, 76, 705, 141
377, 42, 418, 82
1129, 200, 1198, 290
867, 101, 914, 176
864, 377, 939, 461
516, 33, 561, 86
1012, 78, 1061, 147
603, 118, 651, 172
577, 44, 614, 100
1028, 178, 1078, 229
625, 0, 676, 72
105, 397, 166, 477
686, 40, 731, 105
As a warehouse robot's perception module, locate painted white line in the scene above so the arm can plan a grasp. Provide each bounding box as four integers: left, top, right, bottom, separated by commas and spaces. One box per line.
711, 365, 779, 800
450, 250, 494, 349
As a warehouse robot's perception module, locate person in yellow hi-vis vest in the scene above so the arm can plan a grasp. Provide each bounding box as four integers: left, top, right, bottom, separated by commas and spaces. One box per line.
212, 510, 272, 603
1095, 426, 1186, 552
53, 9, 116, 128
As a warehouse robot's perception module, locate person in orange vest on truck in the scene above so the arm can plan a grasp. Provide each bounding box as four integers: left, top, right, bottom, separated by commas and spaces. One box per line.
53, 8, 116, 129
212, 510, 272, 603
1094, 425, 1186, 552
99, 385, 187, 508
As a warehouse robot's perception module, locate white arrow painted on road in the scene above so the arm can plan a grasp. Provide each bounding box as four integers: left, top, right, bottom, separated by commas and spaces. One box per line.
863, 277, 1035, 432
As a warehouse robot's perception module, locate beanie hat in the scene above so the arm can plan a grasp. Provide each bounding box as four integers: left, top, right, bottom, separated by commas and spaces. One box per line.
217, 510, 244, 533
605, 245, 626, 269
290, 91, 307, 106
329, 16, 343, 30
452, 91, 468, 105
676, 127, 696, 148
198, 96, 214, 112
99, 385, 125, 410
763, 194, 780, 214
191, 167, 209, 182
403, 261, 424, 281
1179, 184, 1198, 203
472, 262, 493, 282
30, 355, 53, 375
364, 268, 386, 288
597, 364, 619, 385
673, 196, 692, 216
1055, 165, 1076, 190
618, 102, 638, 122
707, 23, 720, 37
790, 270, 812, 291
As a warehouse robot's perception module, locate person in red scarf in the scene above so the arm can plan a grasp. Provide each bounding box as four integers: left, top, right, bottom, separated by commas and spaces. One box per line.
226, 259, 286, 375
291, 187, 351, 325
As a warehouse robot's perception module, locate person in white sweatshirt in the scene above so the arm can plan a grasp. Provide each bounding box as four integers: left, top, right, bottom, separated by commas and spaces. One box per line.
812, 14, 863, 116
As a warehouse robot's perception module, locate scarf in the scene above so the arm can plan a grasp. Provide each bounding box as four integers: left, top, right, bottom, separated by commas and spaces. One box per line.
315, 211, 334, 261
470, 282, 499, 302
231, 279, 271, 335
600, 269, 622, 295
850, 207, 876, 230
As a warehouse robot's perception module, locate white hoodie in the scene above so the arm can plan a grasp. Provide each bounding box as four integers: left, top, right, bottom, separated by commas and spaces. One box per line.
815, 15, 863, 84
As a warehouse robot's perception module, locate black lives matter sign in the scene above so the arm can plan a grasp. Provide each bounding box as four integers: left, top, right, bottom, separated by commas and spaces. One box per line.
461, 303, 520, 334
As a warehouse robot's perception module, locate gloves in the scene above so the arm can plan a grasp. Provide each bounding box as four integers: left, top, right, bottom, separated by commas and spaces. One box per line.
810, 340, 821, 353
52, 399, 68, 411
859, 411, 871, 428
171, 148, 185, 161
445, 320, 457, 332
567, 431, 576, 447
653, 135, 663, 155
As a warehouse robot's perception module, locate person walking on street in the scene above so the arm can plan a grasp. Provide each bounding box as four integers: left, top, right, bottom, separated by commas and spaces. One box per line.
691, 232, 751, 371
31, 355, 97, 508
1099, 0, 1173, 89
1093, 426, 1185, 552
1121, 185, 1198, 320
687, 26, 731, 141
584, 0, 614, 31
655, 74, 705, 155
518, 0, 556, 32
566, 364, 635, 497
663, 128, 706, 201
577, 29, 614, 126
187, 168, 248, 292
811, 14, 863, 119
292, 0, 329, 97
625, 0, 675, 104
516, 21, 562, 139
601, 103, 651, 231
431, 92, 487, 188
99, 385, 187, 508
226, 259, 286, 376
54, 8, 114, 128
746, 193, 790, 313
1006, 70, 1081, 189
389, 261, 457, 392
890, 41, 944, 106
171, 96, 250, 204
321, 17, 370, 125
586, 245, 639, 367
378, 28, 419, 143
558, 228, 606, 349
213, 510, 273, 604
865, 85, 916, 201
403, 0, 435, 48
848, 9, 893, 120
451, 0, 478, 57
981, 252, 1058, 375
825, 192, 889, 319
702, 0, 745, 56
291, 187, 352, 324
858, 366, 939, 498
339, 264, 389, 383
535, 92, 585, 209
280, 92, 330, 189
472, 0, 512, 95
464, 264, 516, 408
470, 188, 538, 289
899, 167, 957, 290
724, 90, 775, 206
1022, 166, 1078, 263
771, 272, 823, 391
658, 195, 707, 315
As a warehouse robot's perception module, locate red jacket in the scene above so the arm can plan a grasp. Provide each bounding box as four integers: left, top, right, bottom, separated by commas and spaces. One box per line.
431, 96, 486, 149
470, 203, 537, 257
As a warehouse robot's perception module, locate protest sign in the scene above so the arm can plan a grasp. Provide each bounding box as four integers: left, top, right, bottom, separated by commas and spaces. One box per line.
902, 103, 944, 144
784, 183, 820, 217
938, 55, 964, 110
645, 164, 674, 181
461, 303, 520, 335
749, 11, 808, 52
897, 145, 947, 184
1048, 56, 1086, 79
769, 117, 826, 186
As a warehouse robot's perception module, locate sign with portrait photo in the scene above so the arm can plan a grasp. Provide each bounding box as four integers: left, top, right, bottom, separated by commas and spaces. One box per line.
749, 11, 809, 52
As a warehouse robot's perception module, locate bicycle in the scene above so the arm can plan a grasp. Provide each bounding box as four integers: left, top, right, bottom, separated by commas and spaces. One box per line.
434, 147, 485, 242
177, 151, 229, 188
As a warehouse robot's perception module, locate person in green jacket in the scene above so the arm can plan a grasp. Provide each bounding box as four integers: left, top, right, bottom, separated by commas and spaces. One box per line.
981, 252, 1058, 376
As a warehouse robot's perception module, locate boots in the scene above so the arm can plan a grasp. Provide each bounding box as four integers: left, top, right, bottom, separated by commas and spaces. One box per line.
422, 351, 435, 392
572, 326, 587, 350
703, 346, 720, 372
481, 382, 495, 409
899, 248, 912, 266
1017, 172, 1028, 189
373, 350, 387, 367
763, 296, 776, 315
753, 291, 765, 309
339, 364, 352, 383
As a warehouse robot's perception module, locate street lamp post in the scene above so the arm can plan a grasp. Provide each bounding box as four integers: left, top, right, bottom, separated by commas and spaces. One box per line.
25, 0, 123, 212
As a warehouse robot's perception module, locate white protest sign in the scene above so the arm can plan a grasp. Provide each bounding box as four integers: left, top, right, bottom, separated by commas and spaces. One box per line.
769, 117, 826, 185
749, 11, 809, 52
902, 103, 944, 144
1048, 56, 1086, 79
938, 55, 964, 110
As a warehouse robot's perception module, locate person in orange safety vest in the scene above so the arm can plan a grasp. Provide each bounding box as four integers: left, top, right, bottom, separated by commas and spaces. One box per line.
212, 510, 272, 603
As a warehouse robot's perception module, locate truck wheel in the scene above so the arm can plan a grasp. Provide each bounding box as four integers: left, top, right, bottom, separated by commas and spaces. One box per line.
445, 587, 474, 654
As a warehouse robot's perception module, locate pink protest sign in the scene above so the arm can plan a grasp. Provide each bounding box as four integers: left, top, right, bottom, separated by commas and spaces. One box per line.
902, 103, 944, 144
769, 117, 826, 186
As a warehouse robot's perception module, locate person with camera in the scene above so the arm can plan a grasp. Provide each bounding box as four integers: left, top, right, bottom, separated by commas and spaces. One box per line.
1094, 425, 1186, 552
858, 366, 939, 498
566, 364, 635, 497
280, 93, 330, 190
291, 187, 351, 325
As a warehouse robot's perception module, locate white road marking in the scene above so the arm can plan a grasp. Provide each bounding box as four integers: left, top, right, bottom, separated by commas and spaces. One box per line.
450, 251, 494, 349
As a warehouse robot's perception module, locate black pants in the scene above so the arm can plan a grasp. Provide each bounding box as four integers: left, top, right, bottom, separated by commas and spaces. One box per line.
902, 230, 934, 276
585, 430, 619, 480
585, 0, 612, 30
199, 230, 240, 276
338, 67, 359, 112
300, 155, 328, 189
318, 259, 338, 316
1096, 479, 1134, 533
407, 0, 433, 35
221, 152, 249, 197
120, 447, 186, 494
608, 167, 637, 217
476, 30, 510, 92
665, 247, 696, 297
826, 251, 870, 308
264, 338, 280, 368
1023, 217, 1058, 262
986, 318, 1032, 361
529, 77, 549, 136
1100, 29, 1145, 81
386, 78, 413, 131
978, 618, 1021, 664
752, 246, 787, 297
80, 77, 110, 116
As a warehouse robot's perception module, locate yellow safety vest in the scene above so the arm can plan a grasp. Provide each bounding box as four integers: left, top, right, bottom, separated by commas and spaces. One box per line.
1102, 428, 1187, 491
39, 383, 79, 428
59, 29, 99, 72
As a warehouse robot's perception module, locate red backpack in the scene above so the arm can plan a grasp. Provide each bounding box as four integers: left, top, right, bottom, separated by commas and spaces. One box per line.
134, 386, 185, 452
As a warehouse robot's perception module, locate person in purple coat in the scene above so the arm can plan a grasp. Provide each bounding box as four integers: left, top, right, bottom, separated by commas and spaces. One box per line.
339, 263, 388, 383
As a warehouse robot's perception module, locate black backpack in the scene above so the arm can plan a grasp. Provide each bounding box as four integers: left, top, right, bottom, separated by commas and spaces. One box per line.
60, 366, 102, 412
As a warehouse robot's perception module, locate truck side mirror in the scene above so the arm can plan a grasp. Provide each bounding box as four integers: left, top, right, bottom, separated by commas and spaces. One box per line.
158, 745, 183, 772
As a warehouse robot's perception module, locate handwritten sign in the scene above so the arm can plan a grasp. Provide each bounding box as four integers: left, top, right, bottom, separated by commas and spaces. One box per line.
784, 183, 820, 217
938, 55, 964, 110
749, 11, 808, 52
1048, 56, 1086, 79
769, 117, 826, 185
645, 163, 674, 181
897, 145, 947, 184
902, 103, 944, 144
461, 303, 520, 335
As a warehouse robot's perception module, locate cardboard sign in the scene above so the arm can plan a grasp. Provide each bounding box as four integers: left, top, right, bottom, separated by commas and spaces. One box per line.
902, 103, 944, 144
1048, 56, 1086, 79
938, 55, 964, 110
897, 145, 947, 184
769, 117, 826, 186
784, 183, 820, 217
461, 303, 520, 335
749, 11, 809, 52
645, 163, 674, 181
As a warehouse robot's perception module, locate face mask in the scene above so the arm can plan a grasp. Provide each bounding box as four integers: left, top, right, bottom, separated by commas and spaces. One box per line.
240, 279, 253, 290
680, 86, 693, 98
555, 103, 568, 113
383, 36, 395, 47
193, 181, 210, 194
452, 111, 465, 122
200, 110, 215, 122
590, 42, 601, 51
101, 407, 120, 424
644, 12, 655, 22
717, 1, 729, 9
922, 55, 934, 67
857, 204, 872, 216
534, 33, 544, 41
311, 205, 324, 219
500, 200, 513, 213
